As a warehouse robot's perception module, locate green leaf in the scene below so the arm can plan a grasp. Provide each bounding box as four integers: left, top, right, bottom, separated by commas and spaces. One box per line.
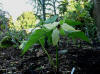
65, 19, 82, 26
59, 20, 64, 25
44, 22, 59, 30
39, 36, 45, 46
59, 28, 65, 36
46, 30, 52, 44
52, 28, 60, 46
22, 28, 45, 55
61, 23, 76, 32
45, 15, 58, 24
68, 31, 90, 43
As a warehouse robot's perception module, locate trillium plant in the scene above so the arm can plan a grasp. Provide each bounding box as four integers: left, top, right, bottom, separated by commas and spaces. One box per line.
20, 15, 90, 72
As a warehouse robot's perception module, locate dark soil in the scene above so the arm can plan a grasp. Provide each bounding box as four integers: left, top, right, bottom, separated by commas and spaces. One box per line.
0, 39, 100, 74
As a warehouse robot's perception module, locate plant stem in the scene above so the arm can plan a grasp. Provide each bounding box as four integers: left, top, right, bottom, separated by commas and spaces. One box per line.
40, 40, 55, 68
56, 45, 59, 71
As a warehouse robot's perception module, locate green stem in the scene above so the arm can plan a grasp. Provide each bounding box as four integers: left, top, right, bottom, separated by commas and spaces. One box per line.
56, 45, 59, 71
39, 40, 55, 68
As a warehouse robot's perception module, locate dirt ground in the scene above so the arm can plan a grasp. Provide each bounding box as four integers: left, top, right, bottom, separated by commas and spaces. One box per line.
0, 39, 100, 74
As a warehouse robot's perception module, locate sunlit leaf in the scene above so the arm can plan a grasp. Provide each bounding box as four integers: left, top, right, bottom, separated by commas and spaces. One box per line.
52, 28, 60, 46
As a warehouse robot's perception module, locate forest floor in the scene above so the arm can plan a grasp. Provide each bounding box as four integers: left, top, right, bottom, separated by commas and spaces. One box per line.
0, 38, 100, 74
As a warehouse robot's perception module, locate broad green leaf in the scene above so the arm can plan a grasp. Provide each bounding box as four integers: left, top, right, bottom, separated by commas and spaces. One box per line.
59, 28, 65, 36
61, 23, 75, 32
59, 15, 66, 25
45, 15, 58, 24
59, 20, 64, 25
52, 28, 60, 46
46, 30, 53, 45
68, 31, 90, 42
47, 35, 52, 45
44, 22, 59, 30
65, 19, 82, 26
22, 28, 45, 55
39, 36, 45, 46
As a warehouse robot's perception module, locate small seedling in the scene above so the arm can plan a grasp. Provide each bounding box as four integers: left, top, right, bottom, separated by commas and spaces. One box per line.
20, 15, 90, 72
